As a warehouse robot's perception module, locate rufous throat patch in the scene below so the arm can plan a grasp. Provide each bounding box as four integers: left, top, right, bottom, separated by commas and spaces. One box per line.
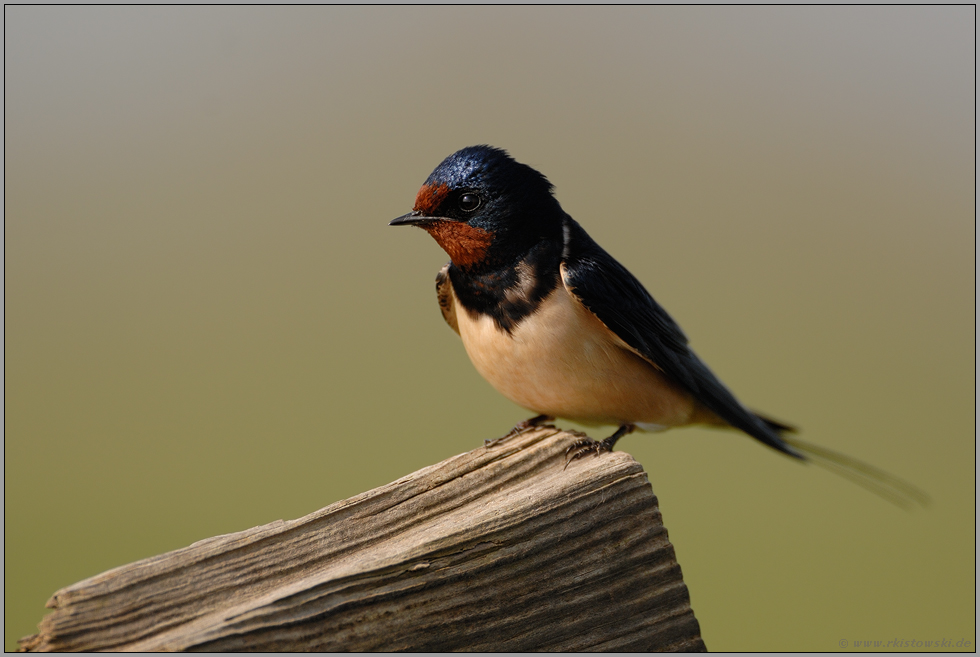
422, 221, 494, 268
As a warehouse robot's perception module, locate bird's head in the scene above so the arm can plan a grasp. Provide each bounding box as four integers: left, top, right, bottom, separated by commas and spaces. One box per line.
390, 146, 563, 271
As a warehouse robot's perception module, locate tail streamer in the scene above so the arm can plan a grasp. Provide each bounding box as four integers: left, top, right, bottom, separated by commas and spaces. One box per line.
781, 435, 930, 510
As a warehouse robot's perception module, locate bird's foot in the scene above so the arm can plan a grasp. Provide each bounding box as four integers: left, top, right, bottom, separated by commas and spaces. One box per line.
485, 414, 555, 448
563, 424, 636, 470
563, 438, 609, 466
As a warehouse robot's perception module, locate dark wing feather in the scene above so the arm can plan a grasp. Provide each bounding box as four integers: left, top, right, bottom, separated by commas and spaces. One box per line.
560, 217, 802, 459
435, 263, 460, 335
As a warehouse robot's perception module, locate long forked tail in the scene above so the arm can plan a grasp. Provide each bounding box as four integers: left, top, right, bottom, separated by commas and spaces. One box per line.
754, 413, 930, 510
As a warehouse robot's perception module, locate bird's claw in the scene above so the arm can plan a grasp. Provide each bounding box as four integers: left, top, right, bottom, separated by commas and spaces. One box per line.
484, 434, 510, 448
563, 438, 614, 469
485, 414, 555, 448
563, 424, 635, 469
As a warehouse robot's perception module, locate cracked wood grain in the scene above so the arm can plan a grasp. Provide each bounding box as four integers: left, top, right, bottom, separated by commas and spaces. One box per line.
20, 427, 706, 652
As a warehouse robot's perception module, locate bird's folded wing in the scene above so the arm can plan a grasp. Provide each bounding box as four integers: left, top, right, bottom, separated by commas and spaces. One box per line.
559, 216, 800, 457
435, 262, 460, 335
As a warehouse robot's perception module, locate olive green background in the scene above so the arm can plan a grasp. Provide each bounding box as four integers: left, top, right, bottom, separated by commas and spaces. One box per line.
5, 7, 974, 651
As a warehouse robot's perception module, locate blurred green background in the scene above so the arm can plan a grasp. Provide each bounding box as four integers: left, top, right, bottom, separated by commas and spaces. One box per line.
5, 6, 974, 651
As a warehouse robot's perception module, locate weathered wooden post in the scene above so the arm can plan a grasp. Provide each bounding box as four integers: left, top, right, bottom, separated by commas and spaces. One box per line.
20, 427, 705, 652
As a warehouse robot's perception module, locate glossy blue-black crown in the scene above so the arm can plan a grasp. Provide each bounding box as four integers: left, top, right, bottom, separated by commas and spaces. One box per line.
425, 146, 555, 201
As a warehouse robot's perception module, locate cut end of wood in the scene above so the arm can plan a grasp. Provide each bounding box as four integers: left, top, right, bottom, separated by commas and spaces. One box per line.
20, 427, 705, 652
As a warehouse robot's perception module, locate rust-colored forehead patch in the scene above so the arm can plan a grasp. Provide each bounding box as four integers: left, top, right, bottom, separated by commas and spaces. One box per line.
413, 183, 450, 215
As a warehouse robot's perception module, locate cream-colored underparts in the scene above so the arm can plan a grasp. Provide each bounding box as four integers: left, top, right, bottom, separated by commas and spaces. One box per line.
449, 277, 698, 428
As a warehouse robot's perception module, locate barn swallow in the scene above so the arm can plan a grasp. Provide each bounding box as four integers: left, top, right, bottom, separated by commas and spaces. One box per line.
391, 146, 927, 506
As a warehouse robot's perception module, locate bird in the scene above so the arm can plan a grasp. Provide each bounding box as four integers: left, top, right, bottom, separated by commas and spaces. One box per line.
390, 145, 926, 507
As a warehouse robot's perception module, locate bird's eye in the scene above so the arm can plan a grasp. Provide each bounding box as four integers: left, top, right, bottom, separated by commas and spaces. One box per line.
458, 193, 481, 212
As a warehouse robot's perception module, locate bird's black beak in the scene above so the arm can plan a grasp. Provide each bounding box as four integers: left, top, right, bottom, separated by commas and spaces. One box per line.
390, 211, 437, 227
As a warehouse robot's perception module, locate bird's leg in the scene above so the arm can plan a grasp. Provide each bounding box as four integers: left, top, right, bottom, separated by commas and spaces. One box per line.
485, 414, 556, 448
564, 424, 636, 469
